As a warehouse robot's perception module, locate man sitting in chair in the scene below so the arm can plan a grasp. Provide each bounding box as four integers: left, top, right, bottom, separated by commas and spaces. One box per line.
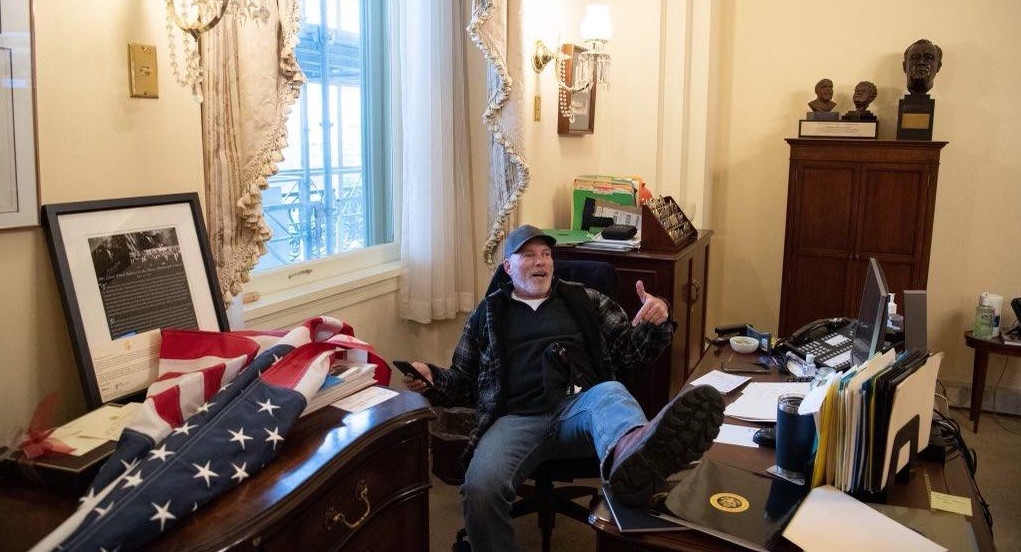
403, 224, 724, 552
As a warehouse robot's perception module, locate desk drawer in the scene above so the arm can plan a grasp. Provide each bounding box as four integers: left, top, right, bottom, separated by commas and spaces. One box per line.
263, 432, 427, 551
339, 494, 428, 552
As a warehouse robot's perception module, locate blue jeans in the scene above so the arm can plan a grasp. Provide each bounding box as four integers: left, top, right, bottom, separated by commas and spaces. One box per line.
460, 381, 647, 552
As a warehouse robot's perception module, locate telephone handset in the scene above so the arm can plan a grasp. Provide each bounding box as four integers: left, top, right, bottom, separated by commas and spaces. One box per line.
787, 317, 850, 346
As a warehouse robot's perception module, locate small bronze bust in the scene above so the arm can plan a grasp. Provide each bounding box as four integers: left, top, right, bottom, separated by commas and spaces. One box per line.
808, 79, 836, 112
903, 39, 942, 95
843, 81, 878, 121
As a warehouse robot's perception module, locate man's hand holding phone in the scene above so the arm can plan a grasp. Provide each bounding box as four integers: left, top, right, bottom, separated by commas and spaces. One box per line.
393, 360, 433, 394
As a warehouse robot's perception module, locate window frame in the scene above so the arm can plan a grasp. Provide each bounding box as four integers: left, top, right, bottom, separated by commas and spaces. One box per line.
246, 0, 397, 306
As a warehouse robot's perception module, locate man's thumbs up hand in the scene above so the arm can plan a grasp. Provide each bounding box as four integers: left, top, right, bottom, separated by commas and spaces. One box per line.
631, 280, 669, 327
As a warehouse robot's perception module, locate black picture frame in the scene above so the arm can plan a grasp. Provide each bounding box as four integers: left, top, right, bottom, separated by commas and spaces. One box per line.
42, 193, 229, 408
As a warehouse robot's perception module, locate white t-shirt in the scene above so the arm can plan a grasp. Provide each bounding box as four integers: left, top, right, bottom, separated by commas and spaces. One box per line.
511, 292, 549, 311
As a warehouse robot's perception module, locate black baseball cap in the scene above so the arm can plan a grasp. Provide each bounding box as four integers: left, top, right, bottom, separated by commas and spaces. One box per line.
504, 224, 557, 256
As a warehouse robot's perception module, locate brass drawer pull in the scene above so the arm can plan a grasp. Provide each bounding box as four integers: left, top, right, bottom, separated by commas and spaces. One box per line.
324, 480, 371, 531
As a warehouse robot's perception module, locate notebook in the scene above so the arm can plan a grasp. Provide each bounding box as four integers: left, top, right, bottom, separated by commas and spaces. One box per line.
661, 460, 807, 552
602, 484, 690, 533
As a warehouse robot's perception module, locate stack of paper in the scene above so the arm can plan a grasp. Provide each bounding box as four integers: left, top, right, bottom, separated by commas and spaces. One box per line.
796, 350, 943, 493
782, 485, 946, 552
689, 370, 751, 394
577, 234, 641, 252
50, 402, 142, 456
301, 360, 378, 417
723, 382, 811, 423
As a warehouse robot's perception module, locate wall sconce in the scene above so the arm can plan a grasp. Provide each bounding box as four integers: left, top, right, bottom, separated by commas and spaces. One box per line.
164, 0, 271, 101
533, 4, 613, 122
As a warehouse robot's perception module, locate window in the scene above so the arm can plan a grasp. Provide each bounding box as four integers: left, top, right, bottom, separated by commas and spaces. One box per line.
255, 0, 393, 275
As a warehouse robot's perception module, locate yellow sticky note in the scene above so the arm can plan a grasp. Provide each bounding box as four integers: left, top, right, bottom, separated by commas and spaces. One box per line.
930, 491, 973, 516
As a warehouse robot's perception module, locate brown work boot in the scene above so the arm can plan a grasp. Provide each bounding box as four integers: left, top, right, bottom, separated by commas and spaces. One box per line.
608, 385, 724, 507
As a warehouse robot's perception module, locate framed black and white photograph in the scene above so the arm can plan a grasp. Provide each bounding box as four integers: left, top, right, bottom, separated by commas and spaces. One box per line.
42, 193, 229, 408
0, 0, 39, 229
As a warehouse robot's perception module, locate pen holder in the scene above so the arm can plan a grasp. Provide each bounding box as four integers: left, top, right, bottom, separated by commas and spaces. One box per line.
772, 393, 815, 485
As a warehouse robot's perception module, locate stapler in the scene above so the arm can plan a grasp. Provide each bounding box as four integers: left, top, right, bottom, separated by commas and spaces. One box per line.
712, 323, 749, 346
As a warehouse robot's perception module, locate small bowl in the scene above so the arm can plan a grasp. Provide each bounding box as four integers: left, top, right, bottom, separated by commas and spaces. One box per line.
729, 336, 759, 354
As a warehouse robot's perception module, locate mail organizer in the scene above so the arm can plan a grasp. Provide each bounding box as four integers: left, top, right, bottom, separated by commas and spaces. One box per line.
641, 196, 697, 251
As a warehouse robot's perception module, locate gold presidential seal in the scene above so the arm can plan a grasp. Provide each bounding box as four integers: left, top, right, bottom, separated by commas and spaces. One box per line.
709, 492, 749, 513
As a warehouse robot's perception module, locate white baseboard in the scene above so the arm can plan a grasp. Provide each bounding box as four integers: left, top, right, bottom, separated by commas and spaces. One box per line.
941, 378, 1021, 416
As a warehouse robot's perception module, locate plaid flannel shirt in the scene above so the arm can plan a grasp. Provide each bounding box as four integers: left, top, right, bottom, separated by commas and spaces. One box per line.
424, 279, 674, 465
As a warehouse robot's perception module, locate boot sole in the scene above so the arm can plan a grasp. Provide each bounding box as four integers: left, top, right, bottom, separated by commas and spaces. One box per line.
609, 385, 724, 507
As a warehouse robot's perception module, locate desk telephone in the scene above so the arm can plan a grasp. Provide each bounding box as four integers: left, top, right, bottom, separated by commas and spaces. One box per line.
782, 317, 855, 370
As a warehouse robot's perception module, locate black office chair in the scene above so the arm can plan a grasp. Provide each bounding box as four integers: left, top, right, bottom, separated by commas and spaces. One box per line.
452, 260, 618, 552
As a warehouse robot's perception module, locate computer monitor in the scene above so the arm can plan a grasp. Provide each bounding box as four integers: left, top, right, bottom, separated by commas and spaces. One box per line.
851, 258, 889, 367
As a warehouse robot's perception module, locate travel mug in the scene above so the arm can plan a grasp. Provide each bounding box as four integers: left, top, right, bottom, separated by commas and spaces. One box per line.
774, 393, 815, 483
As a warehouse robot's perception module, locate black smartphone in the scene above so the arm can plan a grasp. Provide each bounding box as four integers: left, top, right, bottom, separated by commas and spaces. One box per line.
392, 360, 432, 388
721, 363, 771, 374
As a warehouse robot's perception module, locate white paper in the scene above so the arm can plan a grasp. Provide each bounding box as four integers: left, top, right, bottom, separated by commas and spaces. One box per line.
689, 370, 751, 394
51, 403, 141, 455
783, 485, 946, 552
724, 382, 811, 423
90, 330, 162, 403
798, 372, 838, 416
713, 424, 759, 448
331, 386, 398, 414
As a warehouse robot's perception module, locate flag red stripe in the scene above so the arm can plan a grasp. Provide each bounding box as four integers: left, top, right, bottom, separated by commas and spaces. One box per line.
202, 364, 227, 400
261, 342, 337, 389
160, 329, 260, 364
149, 385, 184, 428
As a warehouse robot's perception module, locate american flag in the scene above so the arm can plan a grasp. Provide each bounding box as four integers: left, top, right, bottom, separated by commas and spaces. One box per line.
30, 317, 390, 552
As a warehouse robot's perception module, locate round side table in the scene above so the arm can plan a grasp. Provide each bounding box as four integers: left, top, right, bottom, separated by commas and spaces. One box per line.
963, 331, 1021, 432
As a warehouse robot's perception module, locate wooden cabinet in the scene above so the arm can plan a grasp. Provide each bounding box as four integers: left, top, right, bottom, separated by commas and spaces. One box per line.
779, 139, 947, 336
555, 231, 712, 417
0, 392, 434, 552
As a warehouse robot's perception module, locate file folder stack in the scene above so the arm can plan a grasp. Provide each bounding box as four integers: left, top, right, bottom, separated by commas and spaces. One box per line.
799, 350, 942, 494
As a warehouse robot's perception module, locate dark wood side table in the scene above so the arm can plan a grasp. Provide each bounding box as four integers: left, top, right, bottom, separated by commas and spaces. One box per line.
0, 391, 434, 552
588, 345, 995, 552
555, 231, 712, 418
964, 331, 1021, 432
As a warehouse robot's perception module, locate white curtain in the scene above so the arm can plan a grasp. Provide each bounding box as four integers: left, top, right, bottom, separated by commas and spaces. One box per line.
394, 0, 477, 323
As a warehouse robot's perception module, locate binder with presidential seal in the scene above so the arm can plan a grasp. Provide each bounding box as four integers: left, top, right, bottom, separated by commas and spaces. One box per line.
661, 459, 809, 552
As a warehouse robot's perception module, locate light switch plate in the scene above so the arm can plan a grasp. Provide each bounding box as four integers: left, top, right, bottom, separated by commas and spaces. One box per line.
128, 43, 159, 98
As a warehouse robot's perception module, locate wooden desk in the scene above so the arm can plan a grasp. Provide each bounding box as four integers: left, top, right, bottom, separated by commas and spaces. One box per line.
964, 330, 1021, 432
0, 391, 433, 552
555, 231, 713, 418
589, 347, 995, 552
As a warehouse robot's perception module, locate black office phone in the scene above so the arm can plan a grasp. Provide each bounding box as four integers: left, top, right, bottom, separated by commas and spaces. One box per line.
780, 317, 854, 370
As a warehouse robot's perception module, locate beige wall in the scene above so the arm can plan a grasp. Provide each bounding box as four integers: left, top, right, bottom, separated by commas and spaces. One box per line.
709, 0, 1021, 392
515, 0, 691, 227
0, 1, 204, 427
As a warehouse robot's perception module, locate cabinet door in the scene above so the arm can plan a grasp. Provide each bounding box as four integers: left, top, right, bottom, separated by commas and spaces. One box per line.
614, 263, 675, 417
850, 163, 930, 307
780, 162, 859, 334
685, 241, 709, 380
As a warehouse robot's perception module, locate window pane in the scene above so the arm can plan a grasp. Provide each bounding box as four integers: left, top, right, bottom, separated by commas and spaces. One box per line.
340, 86, 361, 167
340, 0, 359, 35
255, 0, 390, 274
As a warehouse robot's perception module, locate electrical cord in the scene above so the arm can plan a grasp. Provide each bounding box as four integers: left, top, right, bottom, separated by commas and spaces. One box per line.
931, 409, 994, 530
